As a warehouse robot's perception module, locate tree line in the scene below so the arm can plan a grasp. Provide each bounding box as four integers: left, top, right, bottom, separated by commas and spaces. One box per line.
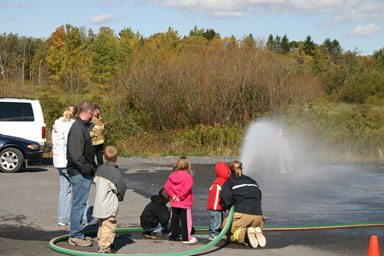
1, 25, 383, 159
1, 25, 383, 103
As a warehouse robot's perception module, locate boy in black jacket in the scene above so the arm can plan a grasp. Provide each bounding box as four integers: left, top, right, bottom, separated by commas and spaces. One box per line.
140, 188, 170, 239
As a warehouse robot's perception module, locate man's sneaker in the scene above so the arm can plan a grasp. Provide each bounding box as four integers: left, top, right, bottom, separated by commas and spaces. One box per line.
68, 237, 92, 247
246, 227, 258, 248
58, 222, 67, 226
255, 227, 266, 247
182, 236, 198, 244
85, 236, 93, 242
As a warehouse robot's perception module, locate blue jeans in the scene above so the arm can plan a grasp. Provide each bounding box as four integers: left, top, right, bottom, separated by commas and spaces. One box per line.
58, 169, 92, 225
69, 173, 92, 239
145, 223, 167, 234
208, 210, 223, 237
58, 169, 71, 224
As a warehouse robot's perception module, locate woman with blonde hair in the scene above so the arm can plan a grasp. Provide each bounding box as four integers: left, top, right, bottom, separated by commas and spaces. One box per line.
52, 105, 78, 226
164, 157, 198, 244
220, 161, 266, 248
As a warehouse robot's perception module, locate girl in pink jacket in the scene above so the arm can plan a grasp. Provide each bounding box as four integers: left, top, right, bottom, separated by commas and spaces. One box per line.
164, 157, 198, 244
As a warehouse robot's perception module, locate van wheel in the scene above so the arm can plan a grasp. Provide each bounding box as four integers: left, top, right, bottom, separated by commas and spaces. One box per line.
0, 147, 24, 173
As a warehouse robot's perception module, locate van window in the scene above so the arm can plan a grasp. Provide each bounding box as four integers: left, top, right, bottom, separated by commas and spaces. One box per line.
0, 102, 34, 121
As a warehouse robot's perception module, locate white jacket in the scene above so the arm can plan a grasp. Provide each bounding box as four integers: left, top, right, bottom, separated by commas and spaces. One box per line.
52, 117, 75, 168
93, 175, 119, 219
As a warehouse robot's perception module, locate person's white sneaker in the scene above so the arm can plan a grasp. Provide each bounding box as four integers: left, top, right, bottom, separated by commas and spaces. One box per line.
255, 227, 266, 247
208, 236, 217, 241
246, 227, 258, 248
182, 236, 198, 244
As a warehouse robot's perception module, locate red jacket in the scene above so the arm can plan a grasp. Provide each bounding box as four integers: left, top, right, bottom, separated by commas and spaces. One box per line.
207, 162, 230, 211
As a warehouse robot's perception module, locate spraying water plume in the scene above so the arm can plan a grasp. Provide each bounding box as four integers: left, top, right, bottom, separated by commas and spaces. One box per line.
240, 120, 300, 174
238, 119, 310, 191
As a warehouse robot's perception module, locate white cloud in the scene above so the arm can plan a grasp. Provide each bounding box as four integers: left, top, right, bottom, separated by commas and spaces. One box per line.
150, 0, 343, 17
347, 24, 382, 36
6, 1, 27, 8
333, 1, 384, 23
147, 0, 384, 23
103, 0, 125, 6
90, 14, 114, 24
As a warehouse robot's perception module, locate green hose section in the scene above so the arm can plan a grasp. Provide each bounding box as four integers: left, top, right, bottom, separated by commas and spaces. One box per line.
263, 221, 384, 231
48, 206, 235, 256
49, 207, 384, 255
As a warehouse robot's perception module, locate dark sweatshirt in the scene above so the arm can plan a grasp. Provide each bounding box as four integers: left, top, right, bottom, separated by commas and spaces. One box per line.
140, 195, 170, 230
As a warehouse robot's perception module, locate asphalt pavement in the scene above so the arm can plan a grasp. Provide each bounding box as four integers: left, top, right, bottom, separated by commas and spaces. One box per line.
0, 157, 383, 256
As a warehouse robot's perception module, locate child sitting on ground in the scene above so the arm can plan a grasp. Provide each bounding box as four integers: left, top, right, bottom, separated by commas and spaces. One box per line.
93, 145, 127, 254
206, 162, 230, 240
140, 188, 170, 239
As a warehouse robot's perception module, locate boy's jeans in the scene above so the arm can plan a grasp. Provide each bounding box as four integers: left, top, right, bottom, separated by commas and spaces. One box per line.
69, 173, 92, 239
208, 210, 223, 238
145, 223, 167, 235
58, 168, 71, 224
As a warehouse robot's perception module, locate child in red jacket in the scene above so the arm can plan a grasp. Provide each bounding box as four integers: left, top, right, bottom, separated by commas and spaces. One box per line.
206, 162, 230, 240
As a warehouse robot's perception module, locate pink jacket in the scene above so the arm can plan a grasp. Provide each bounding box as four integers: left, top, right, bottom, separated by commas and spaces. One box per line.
164, 170, 194, 209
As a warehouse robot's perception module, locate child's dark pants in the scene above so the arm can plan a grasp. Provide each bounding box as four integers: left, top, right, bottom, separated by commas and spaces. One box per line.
169, 207, 188, 241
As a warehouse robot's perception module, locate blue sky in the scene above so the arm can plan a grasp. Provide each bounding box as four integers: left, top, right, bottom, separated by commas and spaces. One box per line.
1, 0, 384, 55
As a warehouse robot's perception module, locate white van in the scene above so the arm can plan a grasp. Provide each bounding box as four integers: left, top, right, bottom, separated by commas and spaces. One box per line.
0, 97, 49, 152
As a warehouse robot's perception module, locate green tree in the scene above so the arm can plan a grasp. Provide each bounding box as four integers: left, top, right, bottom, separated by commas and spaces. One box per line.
323, 38, 342, 64
46, 24, 90, 93
338, 69, 384, 103
373, 48, 384, 70
275, 35, 281, 51
281, 34, 290, 54
189, 26, 220, 41
189, 26, 204, 37
0, 33, 21, 80
290, 40, 298, 50
266, 34, 276, 52
117, 28, 142, 67
303, 35, 316, 56
31, 39, 48, 84
241, 34, 256, 49
91, 27, 118, 89
203, 29, 220, 41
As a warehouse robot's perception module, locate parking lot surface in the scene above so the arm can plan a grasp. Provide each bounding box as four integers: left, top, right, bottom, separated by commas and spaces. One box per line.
0, 157, 383, 255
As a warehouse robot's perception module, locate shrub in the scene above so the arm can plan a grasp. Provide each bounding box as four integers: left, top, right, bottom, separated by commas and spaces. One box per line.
337, 70, 384, 103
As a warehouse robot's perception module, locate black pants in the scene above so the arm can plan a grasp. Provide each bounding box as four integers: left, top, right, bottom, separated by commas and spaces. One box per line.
169, 207, 188, 241
93, 144, 104, 166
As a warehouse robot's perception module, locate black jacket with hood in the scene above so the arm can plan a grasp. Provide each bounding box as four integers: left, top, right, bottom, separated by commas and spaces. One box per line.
66, 116, 97, 177
140, 195, 170, 230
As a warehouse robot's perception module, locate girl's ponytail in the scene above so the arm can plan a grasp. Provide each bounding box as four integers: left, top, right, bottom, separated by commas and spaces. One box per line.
229, 161, 243, 177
